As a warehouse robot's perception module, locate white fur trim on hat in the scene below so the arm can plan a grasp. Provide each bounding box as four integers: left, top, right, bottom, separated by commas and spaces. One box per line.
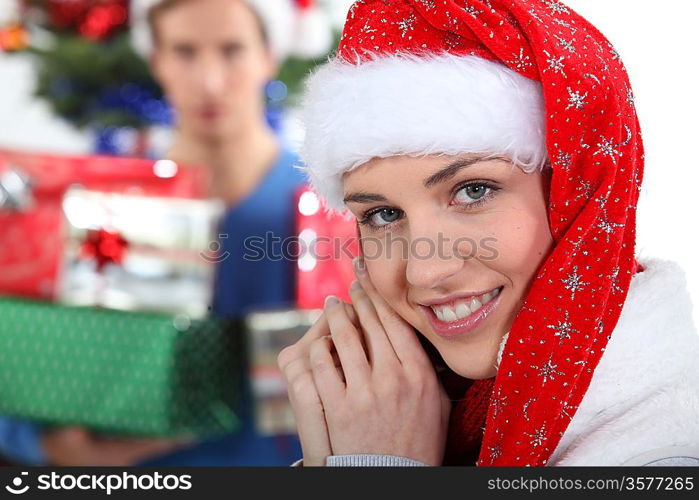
300, 53, 548, 212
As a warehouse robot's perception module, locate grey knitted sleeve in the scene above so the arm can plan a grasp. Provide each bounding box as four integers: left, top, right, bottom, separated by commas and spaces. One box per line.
643, 456, 699, 466
291, 455, 428, 466
325, 454, 428, 466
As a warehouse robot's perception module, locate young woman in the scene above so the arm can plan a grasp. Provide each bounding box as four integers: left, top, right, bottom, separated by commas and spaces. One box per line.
279, 0, 699, 466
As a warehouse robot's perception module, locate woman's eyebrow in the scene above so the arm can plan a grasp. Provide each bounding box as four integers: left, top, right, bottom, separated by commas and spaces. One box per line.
423, 156, 509, 188
343, 192, 388, 204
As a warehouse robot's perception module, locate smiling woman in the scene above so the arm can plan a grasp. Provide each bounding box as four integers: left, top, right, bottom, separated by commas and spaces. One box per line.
343, 154, 554, 380
279, 0, 699, 467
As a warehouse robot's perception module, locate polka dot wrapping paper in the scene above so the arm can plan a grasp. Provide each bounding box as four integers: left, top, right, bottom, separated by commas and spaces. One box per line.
0, 297, 243, 438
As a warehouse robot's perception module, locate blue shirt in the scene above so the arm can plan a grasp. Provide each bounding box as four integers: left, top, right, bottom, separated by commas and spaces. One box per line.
212, 147, 304, 317
0, 147, 306, 465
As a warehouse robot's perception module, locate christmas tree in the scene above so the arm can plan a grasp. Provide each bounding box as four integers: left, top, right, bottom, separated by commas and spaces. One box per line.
7, 0, 336, 155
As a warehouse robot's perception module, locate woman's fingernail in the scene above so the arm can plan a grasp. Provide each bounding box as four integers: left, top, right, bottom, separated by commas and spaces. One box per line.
353, 256, 366, 275
325, 295, 339, 307
350, 279, 362, 292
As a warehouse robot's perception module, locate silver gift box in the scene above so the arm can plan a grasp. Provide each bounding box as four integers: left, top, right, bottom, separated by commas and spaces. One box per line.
246, 308, 321, 436
58, 188, 224, 319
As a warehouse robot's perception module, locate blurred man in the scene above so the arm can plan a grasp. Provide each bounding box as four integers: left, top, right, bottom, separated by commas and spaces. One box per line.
0, 0, 331, 466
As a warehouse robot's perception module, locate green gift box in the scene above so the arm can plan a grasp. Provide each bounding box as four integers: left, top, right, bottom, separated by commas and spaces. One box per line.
0, 297, 243, 438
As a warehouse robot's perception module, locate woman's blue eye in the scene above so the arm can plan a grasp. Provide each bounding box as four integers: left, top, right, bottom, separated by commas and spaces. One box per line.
369, 208, 402, 226
454, 183, 491, 204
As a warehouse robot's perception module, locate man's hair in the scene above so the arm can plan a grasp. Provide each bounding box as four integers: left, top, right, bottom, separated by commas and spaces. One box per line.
147, 0, 269, 48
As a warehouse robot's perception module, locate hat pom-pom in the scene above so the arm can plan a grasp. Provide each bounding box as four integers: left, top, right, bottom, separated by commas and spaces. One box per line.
293, 6, 333, 59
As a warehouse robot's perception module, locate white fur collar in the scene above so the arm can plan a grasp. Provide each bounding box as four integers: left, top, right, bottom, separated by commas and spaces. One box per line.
549, 257, 699, 465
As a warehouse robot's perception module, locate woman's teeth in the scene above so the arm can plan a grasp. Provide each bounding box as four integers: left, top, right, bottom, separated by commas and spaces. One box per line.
431, 287, 501, 323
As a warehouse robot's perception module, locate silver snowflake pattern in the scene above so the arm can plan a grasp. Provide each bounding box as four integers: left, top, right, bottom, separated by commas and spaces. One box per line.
525, 423, 549, 447
605, 265, 624, 294
596, 210, 625, 243
560, 400, 579, 419
348, 0, 365, 20
593, 126, 632, 165
489, 389, 508, 418
547, 310, 579, 341
508, 47, 534, 71
566, 87, 588, 110
609, 44, 621, 60
583, 72, 601, 86
561, 265, 589, 300
522, 398, 537, 421
622, 124, 633, 146
543, 50, 567, 78
415, 0, 436, 9
359, 19, 377, 35
540, 0, 570, 15
626, 87, 636, 108
487, 444, 503, 461
574, 178, 594, 201
592, 136, 622, 164
528, 8, 544, 23
552, 17, 577, 34
463, 3, 483, 17
393, 14, 416, 39
596, 53, 610, 73
533, 357, 565, 384
571, 235, 585, 253
556, 150, 573, 172
593, 317, 605, 336
594, 194, 609, 208
554, 34, 576, 53
444, 31, 463, 50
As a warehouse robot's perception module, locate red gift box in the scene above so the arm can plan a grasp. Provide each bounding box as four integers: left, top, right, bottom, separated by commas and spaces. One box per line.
0, 149, 209, 299
295, 186, 360, 309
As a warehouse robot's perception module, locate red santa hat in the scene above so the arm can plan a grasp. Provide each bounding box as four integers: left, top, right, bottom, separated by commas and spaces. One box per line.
130, 0, 333, 61
301, 0, 644, 466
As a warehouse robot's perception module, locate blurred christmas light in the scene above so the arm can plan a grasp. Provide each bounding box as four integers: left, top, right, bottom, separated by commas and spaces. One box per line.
265, 80, 288, 102
0, 23, 28, 51
298, 190, 320, 216
153, 160, 178, 179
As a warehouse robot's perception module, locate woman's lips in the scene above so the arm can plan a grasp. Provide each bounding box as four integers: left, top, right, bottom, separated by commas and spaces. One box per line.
419, 286, 503, 339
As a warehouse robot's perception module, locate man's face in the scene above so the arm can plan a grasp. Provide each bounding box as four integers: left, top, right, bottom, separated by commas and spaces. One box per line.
150, 0, 275, 141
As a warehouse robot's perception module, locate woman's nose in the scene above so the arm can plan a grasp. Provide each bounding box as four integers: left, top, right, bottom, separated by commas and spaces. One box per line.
405, 227, 465, 290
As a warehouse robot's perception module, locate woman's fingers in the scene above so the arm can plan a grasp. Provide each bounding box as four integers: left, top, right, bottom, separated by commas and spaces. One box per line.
309, 335, 345, 400
324, 295, 370, 388
280, 355, 332, 466
348, 279, 398, 368
353, 256, 431, 368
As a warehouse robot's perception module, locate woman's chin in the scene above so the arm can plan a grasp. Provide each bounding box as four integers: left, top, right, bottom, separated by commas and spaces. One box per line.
423, 341, 496, 380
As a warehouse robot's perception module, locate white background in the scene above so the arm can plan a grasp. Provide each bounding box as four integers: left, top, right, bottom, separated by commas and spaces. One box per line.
1, 0, 698, 326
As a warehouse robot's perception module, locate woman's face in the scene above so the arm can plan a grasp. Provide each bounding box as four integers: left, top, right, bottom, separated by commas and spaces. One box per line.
343, 154, 554, 379
151, 0, 275, 142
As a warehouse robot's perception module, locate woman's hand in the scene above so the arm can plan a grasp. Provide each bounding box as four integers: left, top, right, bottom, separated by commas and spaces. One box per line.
277, 304, 358, 466
310, 257, 451, 466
